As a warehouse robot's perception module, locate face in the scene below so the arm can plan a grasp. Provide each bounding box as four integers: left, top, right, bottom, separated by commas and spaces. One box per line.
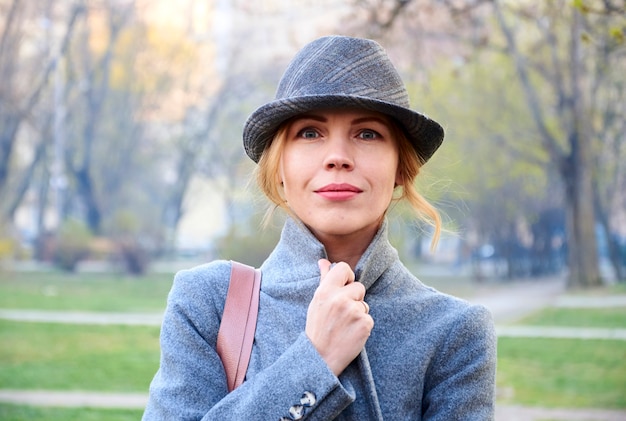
279, 109, 401, 243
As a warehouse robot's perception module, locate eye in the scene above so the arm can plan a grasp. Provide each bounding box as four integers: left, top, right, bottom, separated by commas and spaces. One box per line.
358, 129, 381, 140
298, 128, 320, 139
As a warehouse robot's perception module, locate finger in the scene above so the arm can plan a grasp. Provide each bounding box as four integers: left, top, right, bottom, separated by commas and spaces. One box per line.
318, 261, 354, 287
361, 300, 369, 314
318, 259, 331, 281
342, 281, 366, 301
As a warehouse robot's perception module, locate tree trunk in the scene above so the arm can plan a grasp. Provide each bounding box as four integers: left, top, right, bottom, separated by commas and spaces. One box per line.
34, 162, 51, 261
594, 182, 626, 282
7, 137, 48, 220
562, 9, 602, 288
492, 1, 603, 288
561, 152, 602, 287
76, 167, 101, 235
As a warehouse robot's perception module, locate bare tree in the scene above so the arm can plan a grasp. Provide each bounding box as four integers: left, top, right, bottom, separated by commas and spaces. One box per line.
586, 2, 626, 281
351, 0, 625, 287
62, 1, 134, 234
490, 0, 626, 287
0, 0, 83, 223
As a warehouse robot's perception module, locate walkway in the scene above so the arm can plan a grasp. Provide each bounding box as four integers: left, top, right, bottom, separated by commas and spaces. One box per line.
1, 390, 626, 420
0, 309, 162, 326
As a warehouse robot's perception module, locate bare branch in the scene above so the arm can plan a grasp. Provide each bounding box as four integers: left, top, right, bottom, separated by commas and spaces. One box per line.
0, 0, 20, 63
492, 0, 565, 162
24, 2, 84, 114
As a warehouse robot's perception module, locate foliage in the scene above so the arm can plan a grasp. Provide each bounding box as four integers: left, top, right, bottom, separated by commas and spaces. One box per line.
410, 55, 553, 224
114, 239, 150, 275
405, 55, 566, 278
214, 225, 282, 268
106, 210, 155, 275
0, 231, 16, 262
3, 1, 624, 286
356, 0, 626, 285
52, 219, 93, 272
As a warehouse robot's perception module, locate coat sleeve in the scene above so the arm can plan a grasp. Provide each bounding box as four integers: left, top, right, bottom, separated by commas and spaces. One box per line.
142, 262, 356, 421
422, 304, 497, 421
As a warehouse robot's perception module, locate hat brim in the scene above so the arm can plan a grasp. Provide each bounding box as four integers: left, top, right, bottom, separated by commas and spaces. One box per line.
243, 95, 444, 164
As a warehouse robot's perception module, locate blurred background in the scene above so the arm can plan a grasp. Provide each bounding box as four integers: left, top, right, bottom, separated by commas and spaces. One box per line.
0, 0, 624, 286
0, 1, 625, 419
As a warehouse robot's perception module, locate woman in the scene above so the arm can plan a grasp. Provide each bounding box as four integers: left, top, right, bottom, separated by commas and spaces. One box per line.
143, 35, 496, 420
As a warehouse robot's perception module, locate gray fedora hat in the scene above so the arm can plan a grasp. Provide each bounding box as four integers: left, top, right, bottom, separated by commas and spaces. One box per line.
243, 35, 444, 164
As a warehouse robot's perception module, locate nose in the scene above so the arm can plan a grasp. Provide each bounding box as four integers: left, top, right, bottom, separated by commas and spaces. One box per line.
323, 138, 354, 170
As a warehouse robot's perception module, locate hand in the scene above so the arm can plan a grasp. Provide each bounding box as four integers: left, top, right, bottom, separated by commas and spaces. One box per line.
305, 259, 374, 376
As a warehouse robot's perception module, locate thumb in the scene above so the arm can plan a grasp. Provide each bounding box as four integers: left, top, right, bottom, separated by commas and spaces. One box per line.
318, 260, 355, 287
318, 259, 332, 282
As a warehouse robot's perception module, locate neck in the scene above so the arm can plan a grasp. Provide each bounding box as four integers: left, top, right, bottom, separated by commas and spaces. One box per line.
311, 224, 380, 270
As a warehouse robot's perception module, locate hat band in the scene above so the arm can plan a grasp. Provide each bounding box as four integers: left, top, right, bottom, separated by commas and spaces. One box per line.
281, 82, 410, 109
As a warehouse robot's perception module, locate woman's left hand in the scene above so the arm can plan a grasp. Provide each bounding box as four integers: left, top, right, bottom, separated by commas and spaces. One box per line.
305, 259, 374, 376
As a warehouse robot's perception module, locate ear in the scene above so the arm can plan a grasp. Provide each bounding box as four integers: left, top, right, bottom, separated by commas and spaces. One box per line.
395, 169, 403, 188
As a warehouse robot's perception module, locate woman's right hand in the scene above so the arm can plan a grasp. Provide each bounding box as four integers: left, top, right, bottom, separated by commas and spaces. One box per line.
305, 259, 374, 376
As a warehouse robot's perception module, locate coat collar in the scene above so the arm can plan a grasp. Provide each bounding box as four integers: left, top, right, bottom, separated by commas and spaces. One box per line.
260, 217, 398, 290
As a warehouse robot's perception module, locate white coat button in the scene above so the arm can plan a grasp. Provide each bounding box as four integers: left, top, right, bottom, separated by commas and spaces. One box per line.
300, 391, 316, 407
289, 404, 305, 420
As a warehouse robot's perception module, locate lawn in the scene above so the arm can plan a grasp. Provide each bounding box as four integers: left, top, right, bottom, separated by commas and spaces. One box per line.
518, 306, 626, 328
497, 337, 626, 409
0, 403, 142, 421
0, 271, 173, 312
496, 303, 626, 409
0, 320, 160, 392
1, 270, 626, 416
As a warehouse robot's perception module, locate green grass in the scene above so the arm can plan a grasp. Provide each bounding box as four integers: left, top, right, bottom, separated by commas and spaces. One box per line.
498, 297, 626, 408
518, 307, 626, 328
0, 271, 173, 312
564, 282, 626, 296
605, 282, 626, 294
0, 403, 142, 421
497, 337, 626, 409
0, 320, 160, 391
2, 269, 626, 414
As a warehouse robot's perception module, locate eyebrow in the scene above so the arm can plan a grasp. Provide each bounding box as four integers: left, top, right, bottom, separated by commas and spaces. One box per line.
292, 113, 390, 126
352, 115, 390, 126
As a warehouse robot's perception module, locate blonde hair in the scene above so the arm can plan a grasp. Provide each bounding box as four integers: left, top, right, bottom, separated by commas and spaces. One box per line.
390, 123, 442, 250
255, 119, 441, 249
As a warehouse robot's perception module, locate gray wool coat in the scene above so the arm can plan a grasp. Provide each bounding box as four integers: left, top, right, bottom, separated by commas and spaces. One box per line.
143, 218, 497, 420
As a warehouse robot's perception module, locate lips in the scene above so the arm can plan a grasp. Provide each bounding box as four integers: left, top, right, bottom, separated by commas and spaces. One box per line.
315, 183, 363, 200
316, 183, 362, 193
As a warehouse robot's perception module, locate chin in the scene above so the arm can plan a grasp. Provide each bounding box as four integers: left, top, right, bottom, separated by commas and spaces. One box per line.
316, 220, 381, 238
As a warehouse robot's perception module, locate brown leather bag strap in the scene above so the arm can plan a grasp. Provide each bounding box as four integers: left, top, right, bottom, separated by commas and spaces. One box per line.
216, 261, 262, 392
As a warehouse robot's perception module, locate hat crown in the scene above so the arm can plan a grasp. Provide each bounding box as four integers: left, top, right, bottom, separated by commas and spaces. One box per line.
275, 36, 410, 108
243, 35, 444, 164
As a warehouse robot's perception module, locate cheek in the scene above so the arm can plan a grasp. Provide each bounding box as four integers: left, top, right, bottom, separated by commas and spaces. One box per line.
281, 149, 312, 185
279, 154, 299, 196
384, 156, 401, 188
279, 150, 298, 185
